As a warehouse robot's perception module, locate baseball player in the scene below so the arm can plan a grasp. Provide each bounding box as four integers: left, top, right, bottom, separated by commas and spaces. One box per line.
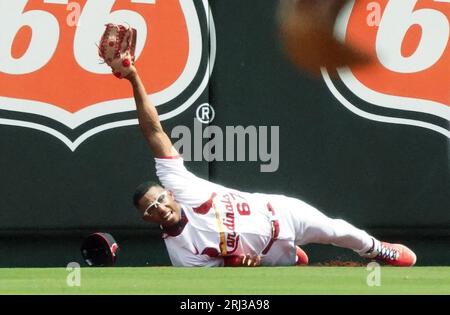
99, 25, 416, 268
126, 68, 416, 267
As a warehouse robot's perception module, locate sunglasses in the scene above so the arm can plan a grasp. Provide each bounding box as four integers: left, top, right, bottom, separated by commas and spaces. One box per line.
143, 190, 168, 217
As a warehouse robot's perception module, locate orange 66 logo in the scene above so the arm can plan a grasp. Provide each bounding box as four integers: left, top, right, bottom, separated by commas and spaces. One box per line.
0, 0, 215, 150
323, 0, 450, 138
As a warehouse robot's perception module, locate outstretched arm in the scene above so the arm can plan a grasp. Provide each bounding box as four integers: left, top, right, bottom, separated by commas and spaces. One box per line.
125, 70, 176, 158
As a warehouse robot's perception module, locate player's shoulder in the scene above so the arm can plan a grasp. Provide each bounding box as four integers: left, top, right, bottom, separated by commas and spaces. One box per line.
154, 155, 184, 165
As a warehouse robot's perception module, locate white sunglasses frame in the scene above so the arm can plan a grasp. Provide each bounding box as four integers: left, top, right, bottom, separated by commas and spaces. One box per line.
143, 190, 168, 216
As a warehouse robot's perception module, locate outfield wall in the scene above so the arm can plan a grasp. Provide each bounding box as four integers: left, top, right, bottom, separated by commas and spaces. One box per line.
1, 0, 449, 267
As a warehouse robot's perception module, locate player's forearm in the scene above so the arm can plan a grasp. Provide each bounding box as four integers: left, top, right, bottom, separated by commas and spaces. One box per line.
127, 72, 163, 134
126, 71, 174, 157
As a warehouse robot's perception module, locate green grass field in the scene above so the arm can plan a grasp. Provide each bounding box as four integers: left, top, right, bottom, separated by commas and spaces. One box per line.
1, 267, 449, 295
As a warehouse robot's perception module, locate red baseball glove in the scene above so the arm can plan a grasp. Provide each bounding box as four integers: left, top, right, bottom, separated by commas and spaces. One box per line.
98, 23, 137, 79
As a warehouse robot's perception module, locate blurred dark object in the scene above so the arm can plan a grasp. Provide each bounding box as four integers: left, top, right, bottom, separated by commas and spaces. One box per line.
278, 0, 372, 76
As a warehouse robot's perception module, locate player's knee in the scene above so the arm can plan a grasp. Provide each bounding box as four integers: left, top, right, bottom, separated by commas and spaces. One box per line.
329, 219, 357, 239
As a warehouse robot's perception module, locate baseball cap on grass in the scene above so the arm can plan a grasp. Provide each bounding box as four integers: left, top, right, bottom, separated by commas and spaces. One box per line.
81, 232, 119, 267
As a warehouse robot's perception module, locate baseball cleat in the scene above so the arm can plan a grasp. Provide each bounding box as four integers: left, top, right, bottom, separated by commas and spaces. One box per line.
367, 241, 417, 267
295, 246, 309, 265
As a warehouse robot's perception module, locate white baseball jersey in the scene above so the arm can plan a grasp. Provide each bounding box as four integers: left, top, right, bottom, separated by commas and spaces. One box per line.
155, 157, 298, 267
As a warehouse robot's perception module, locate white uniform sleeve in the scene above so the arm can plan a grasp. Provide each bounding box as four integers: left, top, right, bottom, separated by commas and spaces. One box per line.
155, 157, 217, 208
165, 238, 224, 267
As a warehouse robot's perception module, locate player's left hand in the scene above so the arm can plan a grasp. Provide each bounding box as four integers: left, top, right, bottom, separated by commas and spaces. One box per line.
98, 23, 137, 79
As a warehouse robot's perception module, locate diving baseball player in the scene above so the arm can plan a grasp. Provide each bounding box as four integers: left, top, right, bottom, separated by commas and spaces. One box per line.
99, 24, 417, 267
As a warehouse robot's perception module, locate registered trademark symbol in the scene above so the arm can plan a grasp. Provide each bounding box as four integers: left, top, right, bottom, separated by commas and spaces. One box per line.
196, 103, 215, 124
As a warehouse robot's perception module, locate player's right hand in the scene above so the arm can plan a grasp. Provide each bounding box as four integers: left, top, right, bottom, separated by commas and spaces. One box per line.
241, 254, 262, 267
223, 254, 262, 267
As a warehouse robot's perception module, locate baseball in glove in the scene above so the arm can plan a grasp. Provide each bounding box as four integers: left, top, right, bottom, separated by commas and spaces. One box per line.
81, 232, 119, 267
98, 23, 137, 79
